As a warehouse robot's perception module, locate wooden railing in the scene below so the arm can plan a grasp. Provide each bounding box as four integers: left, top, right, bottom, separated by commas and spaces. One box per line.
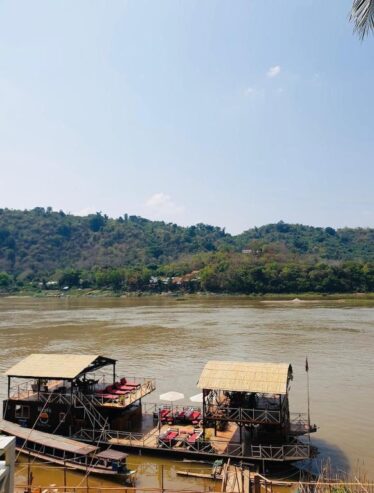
73, 428, 312, 461
289, 413, 317, 435
10, 378, 156, 409
204, 405, 310, 427
205, 405, 281, 424
9, 376, 156, 401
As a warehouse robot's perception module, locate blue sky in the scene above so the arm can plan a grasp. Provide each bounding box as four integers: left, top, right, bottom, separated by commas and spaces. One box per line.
0, 0, 373, 233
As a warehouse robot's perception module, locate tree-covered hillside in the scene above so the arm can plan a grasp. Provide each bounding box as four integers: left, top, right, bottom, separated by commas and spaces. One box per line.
0, 208, 226, 278
233, 222, 374, 261
0, 208, 373, 294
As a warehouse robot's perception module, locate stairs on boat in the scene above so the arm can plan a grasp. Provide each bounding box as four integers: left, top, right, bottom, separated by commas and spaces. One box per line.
74, 392, 109, 432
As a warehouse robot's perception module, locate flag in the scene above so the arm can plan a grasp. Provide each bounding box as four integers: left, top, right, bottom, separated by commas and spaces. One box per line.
305, 357, 309, 372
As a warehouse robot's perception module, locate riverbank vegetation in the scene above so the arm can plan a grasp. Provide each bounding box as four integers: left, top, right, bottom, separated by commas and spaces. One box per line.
0, 208, 373, 295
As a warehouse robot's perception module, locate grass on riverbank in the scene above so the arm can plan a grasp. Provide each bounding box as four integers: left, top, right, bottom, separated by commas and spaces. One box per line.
2, 287, 374, 301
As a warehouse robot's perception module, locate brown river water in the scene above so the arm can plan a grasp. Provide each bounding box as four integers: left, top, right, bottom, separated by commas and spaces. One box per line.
0, 296, 373, 488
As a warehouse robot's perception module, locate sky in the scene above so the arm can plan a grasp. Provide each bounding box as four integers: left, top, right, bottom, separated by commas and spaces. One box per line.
0, 0, 373, 234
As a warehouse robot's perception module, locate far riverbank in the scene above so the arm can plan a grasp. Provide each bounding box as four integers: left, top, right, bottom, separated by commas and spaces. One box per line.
2, 288, 374, 304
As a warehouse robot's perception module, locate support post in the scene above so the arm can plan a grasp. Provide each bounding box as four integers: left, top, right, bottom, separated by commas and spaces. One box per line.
254, 474, 261, 493
306, 357, 311, 448
202, 389, 206, 440
7, 376, 10, 399
113, 362, 116, 385
27, 451, 31, 493
64, 460, 67, 491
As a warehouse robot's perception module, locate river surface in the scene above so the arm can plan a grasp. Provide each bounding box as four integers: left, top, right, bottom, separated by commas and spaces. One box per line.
0, 296, 373, 488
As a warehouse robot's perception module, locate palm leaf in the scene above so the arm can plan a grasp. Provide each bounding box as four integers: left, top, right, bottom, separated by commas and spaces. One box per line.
350, 0, 374, 39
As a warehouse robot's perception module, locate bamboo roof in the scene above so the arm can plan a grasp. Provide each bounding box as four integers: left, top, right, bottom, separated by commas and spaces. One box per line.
197, 361, 292, 394
96, 449, 128, 460
0, 420, 96, 455
5, 354, 116, 380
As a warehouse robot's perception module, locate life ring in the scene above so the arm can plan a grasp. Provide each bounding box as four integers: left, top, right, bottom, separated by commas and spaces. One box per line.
40, 412, 49, 424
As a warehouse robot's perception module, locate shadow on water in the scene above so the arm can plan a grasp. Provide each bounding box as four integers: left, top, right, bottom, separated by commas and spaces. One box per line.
297, 438, 351, 477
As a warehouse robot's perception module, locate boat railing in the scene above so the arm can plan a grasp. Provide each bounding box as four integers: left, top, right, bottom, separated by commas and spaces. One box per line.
73, 428, 311, 461
10, 378, 156, 408
289, 413, 316, 435
289, 412, 309, 425
9, 380, 38, 400
205, 405, 282, 424
93, 378, 157, 407
76, 428, 144, 444
93, 375, 155, 391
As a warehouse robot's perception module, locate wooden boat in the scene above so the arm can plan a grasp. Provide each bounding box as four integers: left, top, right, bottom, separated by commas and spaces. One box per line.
177, 459, 224, 480
0, 420, 136, 485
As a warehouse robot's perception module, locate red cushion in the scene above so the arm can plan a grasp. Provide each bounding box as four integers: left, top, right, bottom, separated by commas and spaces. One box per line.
187, 433, 198, 443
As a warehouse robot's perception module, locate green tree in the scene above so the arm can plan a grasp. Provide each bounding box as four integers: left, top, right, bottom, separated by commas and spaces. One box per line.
0, 272, 12, 288
89, 213, 107, 232
350, 0, 374, 39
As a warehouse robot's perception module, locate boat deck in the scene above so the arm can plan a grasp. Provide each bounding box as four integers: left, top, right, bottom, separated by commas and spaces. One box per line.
74, 413, 313, 462
8, 379, 156, 410
107, 422, 239, 454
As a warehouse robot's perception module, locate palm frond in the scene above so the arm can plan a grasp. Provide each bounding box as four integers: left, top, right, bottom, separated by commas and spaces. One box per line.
350, 0, 374, 39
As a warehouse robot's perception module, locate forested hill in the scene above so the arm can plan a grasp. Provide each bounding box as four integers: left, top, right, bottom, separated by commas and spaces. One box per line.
234, 222, 374, 261
0, 208, 373, 281
0, 208, 227, 277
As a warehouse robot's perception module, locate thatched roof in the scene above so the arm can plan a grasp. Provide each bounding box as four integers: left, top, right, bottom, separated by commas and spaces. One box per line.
197, 361, 292, 394
5, 354, 116, 380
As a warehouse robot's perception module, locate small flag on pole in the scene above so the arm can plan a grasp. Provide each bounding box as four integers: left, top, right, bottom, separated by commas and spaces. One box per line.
305, 357, 309, 372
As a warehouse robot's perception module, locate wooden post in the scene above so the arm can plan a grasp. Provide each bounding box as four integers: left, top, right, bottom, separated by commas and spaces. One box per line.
27, 451, 33, 493
7, 376, 10, 399
254, 473, 261, 493
113, 362, 116, 385
202, 389, 206, 439
63, 460, 67, 491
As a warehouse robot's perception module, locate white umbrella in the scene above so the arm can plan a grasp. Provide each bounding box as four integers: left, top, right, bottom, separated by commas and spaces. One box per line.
189, 393, 203, 403
159, 391, 184, 402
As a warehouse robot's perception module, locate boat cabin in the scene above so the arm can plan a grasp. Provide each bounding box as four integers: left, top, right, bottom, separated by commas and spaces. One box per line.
197, 361, 315, 446
3, 354, 156, 435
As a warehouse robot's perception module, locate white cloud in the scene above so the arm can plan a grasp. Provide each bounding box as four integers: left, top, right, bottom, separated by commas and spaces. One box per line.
74, 206, 97, 216
145, 192, 185, 220
267, 65, 281, 78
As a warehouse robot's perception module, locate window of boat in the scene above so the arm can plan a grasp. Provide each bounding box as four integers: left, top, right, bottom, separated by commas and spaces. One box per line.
15, 404, 30, 419
54, 448, 63, 458
44, 446, 54, 456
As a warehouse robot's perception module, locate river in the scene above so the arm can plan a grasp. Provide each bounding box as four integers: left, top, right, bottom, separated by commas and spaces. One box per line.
0, 296, 373, 488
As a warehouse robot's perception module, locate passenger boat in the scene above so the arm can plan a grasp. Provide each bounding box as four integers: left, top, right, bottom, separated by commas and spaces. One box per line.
2, 353, 317, 467
0, 420, 136, 485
